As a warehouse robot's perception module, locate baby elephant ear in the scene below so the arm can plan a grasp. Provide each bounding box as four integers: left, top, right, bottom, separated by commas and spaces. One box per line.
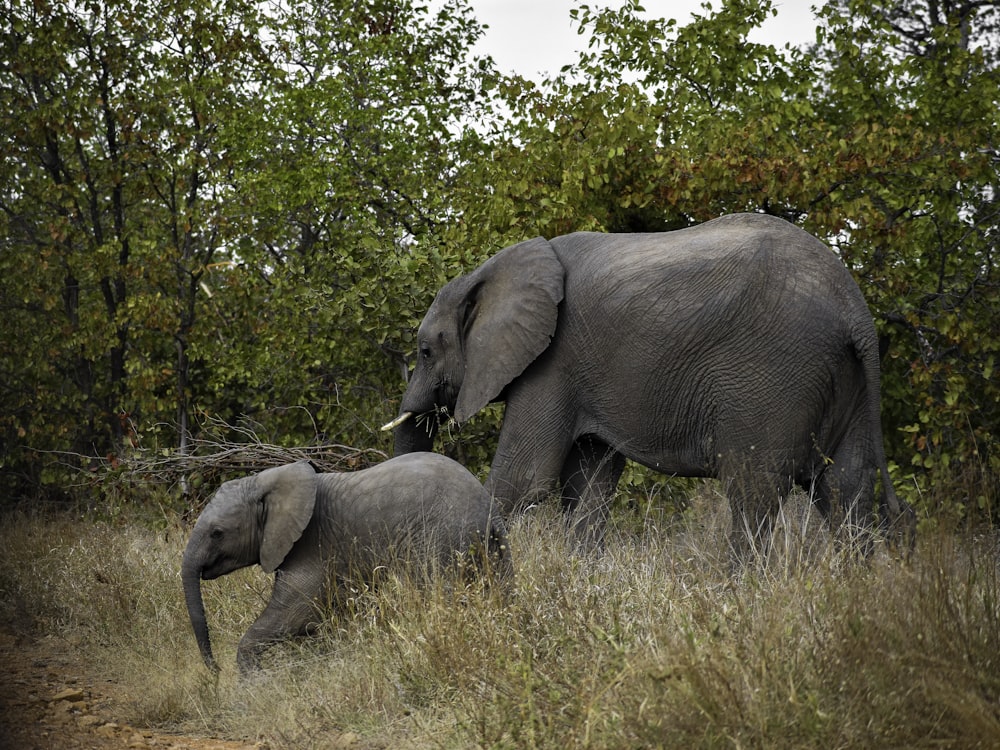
256, 460, 318, 573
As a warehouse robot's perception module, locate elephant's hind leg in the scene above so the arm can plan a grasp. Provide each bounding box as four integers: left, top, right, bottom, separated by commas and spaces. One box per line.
813, 432, 878, 557
559, 436, 626, 549
723, 467, 792, 567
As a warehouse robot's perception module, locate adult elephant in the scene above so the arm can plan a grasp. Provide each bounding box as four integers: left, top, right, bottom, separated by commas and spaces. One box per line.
384, 213, 914, 558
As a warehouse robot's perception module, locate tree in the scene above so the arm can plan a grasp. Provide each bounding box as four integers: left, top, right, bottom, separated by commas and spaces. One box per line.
0, 0, 493, 500
4, 0, 995, 520
196, 0, 492, 448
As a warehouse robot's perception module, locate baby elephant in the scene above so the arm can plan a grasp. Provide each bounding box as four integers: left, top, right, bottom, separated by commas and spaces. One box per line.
181, 452, 511, 673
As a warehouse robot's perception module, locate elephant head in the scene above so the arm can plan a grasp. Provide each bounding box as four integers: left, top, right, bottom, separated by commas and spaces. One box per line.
387, 237, 565, 453
181, 460, 317, 669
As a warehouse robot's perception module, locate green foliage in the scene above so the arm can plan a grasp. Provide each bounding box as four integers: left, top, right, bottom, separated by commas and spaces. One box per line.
1, 0, 278, 492
801, 3, 999, 516
2, 0, 996, 520
1, 0, 492, 499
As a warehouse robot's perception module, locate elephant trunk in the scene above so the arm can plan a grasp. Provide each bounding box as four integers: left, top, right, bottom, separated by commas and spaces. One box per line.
393, 415, 437, 456
181, 553, 218, 671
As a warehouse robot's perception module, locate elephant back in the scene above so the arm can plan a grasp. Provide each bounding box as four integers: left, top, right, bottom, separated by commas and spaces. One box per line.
315, 453, 505, 577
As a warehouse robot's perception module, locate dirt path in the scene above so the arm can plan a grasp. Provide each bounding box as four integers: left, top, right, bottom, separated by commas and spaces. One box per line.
0, 631, 261, 750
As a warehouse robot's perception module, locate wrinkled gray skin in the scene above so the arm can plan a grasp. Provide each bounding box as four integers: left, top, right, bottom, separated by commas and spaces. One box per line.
181, 453, 510, 673
389, 213, 914, 559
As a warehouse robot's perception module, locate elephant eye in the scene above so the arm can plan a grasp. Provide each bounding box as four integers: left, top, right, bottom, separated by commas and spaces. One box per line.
419, 345, 432, 360
210, 528, 223, 539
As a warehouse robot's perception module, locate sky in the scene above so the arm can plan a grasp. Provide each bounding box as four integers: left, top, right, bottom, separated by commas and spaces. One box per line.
447, 1, 821, 79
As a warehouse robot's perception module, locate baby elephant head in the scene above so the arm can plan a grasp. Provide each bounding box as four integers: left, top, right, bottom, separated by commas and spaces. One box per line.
180, 460, 317, 669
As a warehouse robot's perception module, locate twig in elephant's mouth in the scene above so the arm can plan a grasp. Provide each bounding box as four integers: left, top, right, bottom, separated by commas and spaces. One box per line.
415, 407, 451, 436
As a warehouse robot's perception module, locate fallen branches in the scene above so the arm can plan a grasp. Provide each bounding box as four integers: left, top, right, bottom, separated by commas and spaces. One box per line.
51, 416, 389, 508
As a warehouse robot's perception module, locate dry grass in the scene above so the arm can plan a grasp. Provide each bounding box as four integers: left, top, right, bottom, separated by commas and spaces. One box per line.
2, 484, 999, 749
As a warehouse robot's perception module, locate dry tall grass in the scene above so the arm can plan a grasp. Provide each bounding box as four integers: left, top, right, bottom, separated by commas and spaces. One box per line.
2, 485, 998, 748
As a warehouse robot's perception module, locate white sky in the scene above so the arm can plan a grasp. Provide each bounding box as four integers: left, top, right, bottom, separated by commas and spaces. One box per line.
447, 1, 820, 78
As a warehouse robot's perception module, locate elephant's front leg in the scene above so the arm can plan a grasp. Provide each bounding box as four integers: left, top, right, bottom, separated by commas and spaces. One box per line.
560, 436, 626, 549
485, 419, 575, 518
237, 565, 326, 673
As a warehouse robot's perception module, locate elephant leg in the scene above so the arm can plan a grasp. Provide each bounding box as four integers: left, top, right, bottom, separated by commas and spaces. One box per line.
724, 466, 791, 567
559, 436, 626, 549
237, 566, 326, 673
486, 417, 576, 516
813, 433, 877, 557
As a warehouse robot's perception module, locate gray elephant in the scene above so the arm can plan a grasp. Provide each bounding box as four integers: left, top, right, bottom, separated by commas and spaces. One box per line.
181, 453, 511, 673
384, 213, 914, 558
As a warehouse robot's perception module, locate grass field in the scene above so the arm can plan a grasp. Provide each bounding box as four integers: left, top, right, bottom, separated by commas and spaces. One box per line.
2, 486, 998, 748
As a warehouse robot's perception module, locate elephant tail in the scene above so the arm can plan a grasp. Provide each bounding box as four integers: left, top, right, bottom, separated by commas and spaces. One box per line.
854, 326, 916, 550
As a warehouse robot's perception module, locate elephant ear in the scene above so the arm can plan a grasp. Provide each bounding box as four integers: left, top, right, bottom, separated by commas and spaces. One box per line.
454, 237, 564, 423
256, 460, 318, 573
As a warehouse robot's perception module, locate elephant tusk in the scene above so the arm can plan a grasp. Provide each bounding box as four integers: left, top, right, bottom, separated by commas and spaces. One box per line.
380, 412, 414, 431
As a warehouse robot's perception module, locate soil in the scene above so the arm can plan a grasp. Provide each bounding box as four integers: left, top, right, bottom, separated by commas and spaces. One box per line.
0, 630, 261, 750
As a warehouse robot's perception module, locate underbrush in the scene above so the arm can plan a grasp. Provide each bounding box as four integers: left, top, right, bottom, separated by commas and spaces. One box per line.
1, 488, 998, 748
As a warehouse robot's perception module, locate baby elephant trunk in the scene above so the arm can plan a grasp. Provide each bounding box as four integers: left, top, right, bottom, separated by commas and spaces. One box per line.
181, 553, 217, 671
